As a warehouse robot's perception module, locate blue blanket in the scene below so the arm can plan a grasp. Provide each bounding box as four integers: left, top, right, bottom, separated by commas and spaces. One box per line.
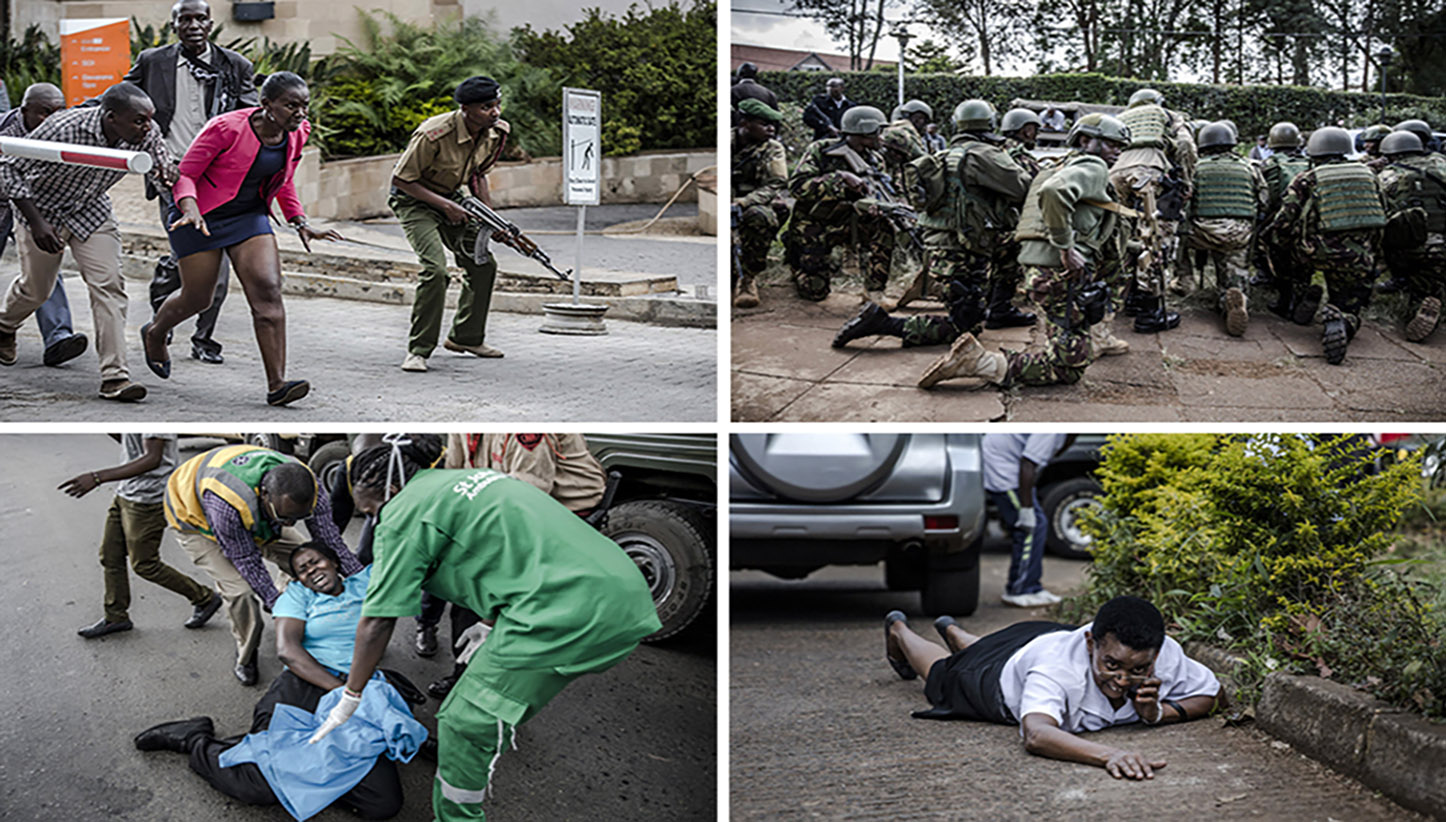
219, 674, 427, 821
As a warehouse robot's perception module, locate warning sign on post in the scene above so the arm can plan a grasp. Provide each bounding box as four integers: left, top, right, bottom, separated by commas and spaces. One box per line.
61, 18, 130, 107
562, 87, 601, 206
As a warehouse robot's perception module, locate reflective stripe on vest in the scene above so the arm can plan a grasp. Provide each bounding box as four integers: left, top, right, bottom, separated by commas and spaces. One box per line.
1194, 156, 1256, 219
1120, 105, 1168, 150
163, 444, 290, 543
1313, 162, 1386, 232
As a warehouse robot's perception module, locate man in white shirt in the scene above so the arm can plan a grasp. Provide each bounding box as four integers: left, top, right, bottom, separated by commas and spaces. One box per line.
982, 433, 1072, 607
883, 596, 1221, 780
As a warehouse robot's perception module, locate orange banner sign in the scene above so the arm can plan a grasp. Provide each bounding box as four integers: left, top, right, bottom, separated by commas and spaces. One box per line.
61, 18, 130, 107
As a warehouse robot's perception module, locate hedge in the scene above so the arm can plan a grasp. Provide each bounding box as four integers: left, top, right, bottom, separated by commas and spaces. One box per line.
759, 70, 1446, 141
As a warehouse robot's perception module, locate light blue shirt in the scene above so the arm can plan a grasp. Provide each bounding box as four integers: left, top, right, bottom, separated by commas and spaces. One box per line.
981, 434, 1067, 493
272, 565, 371, 675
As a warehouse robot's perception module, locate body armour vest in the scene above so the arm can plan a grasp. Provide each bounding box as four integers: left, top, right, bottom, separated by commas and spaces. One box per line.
1265, 154, 1311, 204
1194, 155, 1256, 219
1390, 156, 1446, 234
1312, 162, 1387, 233
1120, 105, 1169, 150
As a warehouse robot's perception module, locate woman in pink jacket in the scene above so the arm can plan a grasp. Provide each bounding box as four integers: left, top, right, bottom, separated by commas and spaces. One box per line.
141, 72, 340, 406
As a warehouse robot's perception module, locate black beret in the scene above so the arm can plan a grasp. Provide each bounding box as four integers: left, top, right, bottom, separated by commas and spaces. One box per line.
455, 76, 501, 105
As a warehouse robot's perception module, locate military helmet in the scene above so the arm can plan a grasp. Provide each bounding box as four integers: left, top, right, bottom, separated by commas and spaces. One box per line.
880, 126, 915, 156
1393, 119, 1433, 149
1001, 107, 1044, 135
1197, 122, 1236, 150
1380, 130, 1425, 156
1218, 119, 1239, 141
840, 105, 888, 136
952, 99, 998, 132
1128, 88, 1164, 108
1191, 119, 1211, 137
899, 99, 933, 120
1361, 124, 1392, 143
889, 105, 903, 122
1267, 121, 1303, 149
1068, 113, 1131, 147
1306, 126, 1354, 158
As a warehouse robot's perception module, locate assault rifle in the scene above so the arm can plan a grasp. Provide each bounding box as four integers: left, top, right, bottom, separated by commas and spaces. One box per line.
460, 196, 572, 281
823, 141, 926, 253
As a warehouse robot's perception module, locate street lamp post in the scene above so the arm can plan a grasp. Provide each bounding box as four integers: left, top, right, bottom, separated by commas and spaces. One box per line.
891, 24, 912, 110
1376, 45, 1394, 125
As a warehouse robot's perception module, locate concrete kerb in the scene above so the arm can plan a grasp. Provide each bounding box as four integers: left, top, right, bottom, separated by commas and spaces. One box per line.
1185, 642, 1446, 820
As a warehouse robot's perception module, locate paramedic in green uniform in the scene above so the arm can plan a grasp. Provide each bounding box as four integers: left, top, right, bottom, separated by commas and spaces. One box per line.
309, 436, 661, 821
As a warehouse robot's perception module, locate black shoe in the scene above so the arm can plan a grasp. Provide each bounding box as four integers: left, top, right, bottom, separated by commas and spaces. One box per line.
1293, 285, 1322, 326
184, 592, 222, 629
428, 672, 461, 701
134, 717, 214, 753
77, 618, 133, 638
190, 345, 224, 365
883, 610, 916, 680
984, 305, 1037, 329
832, 302, 890, 349
42, 333, 88, 367
266, 380, 310, 407
1132, 297, 1181, 334
932, 615, 957, 645
140, 322, 170, 379
419, 736, 439, 762
1122, 290, 1149, 317
235, 654, 259, 686
1322, 306, 1350, 365
416, 624, 438, 657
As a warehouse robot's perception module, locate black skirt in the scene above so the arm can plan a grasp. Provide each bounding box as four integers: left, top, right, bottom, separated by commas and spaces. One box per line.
913, 621, 1074, 724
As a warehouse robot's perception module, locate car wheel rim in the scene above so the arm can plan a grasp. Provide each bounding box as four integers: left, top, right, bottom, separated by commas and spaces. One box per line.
1058, 496, 1099, 549
617, 532, 677, 606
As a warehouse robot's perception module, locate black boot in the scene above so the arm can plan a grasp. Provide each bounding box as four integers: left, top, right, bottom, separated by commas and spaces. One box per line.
1322, 305, 1350, 365
984, 281, 1036, 329
134, 717, 214, 753
1123, 289, 1150, 317
1267, 282, 1295, 320
833, 302, 903, 348
1132, 296, 1181, 334
1293, 284, 1322, 326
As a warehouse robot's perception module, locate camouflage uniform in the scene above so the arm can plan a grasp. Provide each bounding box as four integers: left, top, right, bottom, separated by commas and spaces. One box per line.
1004, 152, 1124, 386
1265, 159, 1386, 339
1187, 152, 1267, 296
897, 133, 1031, 346
1378, 153, 1446, 315
785, 138, 896, 301
1110, 105, 1196, 297
731, 132, 789, 277
1259, 150, 1312, 288
879, 120, 929, 302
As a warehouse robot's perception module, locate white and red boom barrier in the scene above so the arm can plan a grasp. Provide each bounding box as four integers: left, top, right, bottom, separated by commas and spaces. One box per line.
0, 136, 152, 175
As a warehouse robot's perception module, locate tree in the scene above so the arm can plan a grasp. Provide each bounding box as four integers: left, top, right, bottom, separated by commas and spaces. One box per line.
913, 0, 1032, 76
906, 37, 965, 73
790, 0, 898, 70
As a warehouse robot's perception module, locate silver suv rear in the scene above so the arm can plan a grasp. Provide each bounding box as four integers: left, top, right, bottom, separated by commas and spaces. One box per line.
729, 433, 985, 615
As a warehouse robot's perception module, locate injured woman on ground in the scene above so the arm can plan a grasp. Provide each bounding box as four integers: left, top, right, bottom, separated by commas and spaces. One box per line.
133, 542, 430, 821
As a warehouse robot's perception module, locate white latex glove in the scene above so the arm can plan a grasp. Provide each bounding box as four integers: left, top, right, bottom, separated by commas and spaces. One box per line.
1015, 507, 1037, 533
308, 687, 362, 744
455, 622, 492, 666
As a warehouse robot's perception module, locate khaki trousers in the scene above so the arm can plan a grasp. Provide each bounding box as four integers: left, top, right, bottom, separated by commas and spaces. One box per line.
0, 217, 128, 380
176, 527, 304, 664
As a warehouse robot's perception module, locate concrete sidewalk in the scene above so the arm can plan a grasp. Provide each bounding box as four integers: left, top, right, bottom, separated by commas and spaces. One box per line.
732, 284, 1446, 422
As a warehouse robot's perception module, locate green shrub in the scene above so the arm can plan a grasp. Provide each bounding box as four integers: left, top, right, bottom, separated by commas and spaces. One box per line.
0, 25, 61, 107
1065, 434, 1445, 718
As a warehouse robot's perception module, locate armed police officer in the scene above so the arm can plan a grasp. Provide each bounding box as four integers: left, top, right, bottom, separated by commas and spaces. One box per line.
832, 100, 1031, 351
878, 99, 932, 309
1000, 108, 1043, 180
784, 105, 901, 302
1257, 121, 1312, 314
1377, 130, 1446, 342
731, 99, 789, 309
1110, 88, 1196, 334
915, 114, 1133, 391
1264, 126, 1387, 365
1186, 122, 1266, 336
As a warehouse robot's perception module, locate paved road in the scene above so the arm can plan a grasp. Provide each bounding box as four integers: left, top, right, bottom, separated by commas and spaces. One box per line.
0, 272, 715, 422
0, 435, 716, 821
729, 543, 1423, 821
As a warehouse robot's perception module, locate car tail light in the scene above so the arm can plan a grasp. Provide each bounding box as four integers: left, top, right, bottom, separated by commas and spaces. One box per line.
923, 515, 957, 531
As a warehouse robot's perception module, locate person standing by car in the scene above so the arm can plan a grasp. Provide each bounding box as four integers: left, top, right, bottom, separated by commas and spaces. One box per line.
982, 433, 1074, 607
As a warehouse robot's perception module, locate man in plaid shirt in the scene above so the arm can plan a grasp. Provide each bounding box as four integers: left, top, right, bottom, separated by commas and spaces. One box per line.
0, 82, 177, 401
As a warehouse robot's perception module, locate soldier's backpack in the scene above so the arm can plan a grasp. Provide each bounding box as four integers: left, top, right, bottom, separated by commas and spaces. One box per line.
904, 149, 949, 213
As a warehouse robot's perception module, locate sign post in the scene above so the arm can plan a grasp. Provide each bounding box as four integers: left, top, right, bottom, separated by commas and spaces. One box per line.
61, 19, 130, 107
542, 87, 608, 335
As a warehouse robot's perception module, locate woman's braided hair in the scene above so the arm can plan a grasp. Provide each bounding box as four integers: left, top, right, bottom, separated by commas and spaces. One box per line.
348, 433, 444, 501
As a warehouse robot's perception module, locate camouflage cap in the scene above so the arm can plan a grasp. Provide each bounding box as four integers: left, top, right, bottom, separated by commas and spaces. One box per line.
738, 98, 784, 123
880, 125, 915, 155
1361, 124, 1392, 142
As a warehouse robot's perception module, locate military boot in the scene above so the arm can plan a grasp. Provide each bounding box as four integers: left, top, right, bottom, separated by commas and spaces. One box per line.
1293, 284, 1322, 326
1122, 289, 1150, 317
734, 274, 760, 309
1132, 296, 1181, 333
1267, 282, 1295, 320
882, 268, 928, 311
917, 333, 1007, 389
1089, 315, 1131, 357
1406, 296, 1441, 343
1222, 287, 1249, 337
1321, 305, 1351, 365
833, 302, 903, 348
984, 281, 1036, 329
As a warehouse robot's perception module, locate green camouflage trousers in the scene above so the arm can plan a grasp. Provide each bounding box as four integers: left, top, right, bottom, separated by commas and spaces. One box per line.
1001, 266, 1097, 387
736, 203, 783, 275
1187, 217, 1254, 294
898, 233, 991, 347
1112, 167, 1180, 296
1384, 242, 1446, 300
785, 211, 894, 301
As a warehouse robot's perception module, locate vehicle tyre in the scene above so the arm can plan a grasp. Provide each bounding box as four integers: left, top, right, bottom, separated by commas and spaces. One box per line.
246, 433, 291, 454
603, 500, 713, 642
308, 440, 352, 498
1040, 476, 1103, 559
920, 559, 980, 617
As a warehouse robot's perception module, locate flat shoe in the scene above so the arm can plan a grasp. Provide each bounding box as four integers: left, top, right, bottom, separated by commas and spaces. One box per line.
443, 338, 504, 358
140, 323, 170, 379
98, 380, 147, 402
78, 618, 133, 638
184, 592, 222, 629
42, 333, 88, 367
266, 380, 310, 407
933, 615, 956, 645
884, 610, 916, 680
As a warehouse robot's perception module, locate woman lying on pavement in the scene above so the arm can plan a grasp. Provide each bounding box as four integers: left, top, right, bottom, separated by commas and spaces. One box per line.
133, 542, 428, 820
884, 595, 1221, 780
